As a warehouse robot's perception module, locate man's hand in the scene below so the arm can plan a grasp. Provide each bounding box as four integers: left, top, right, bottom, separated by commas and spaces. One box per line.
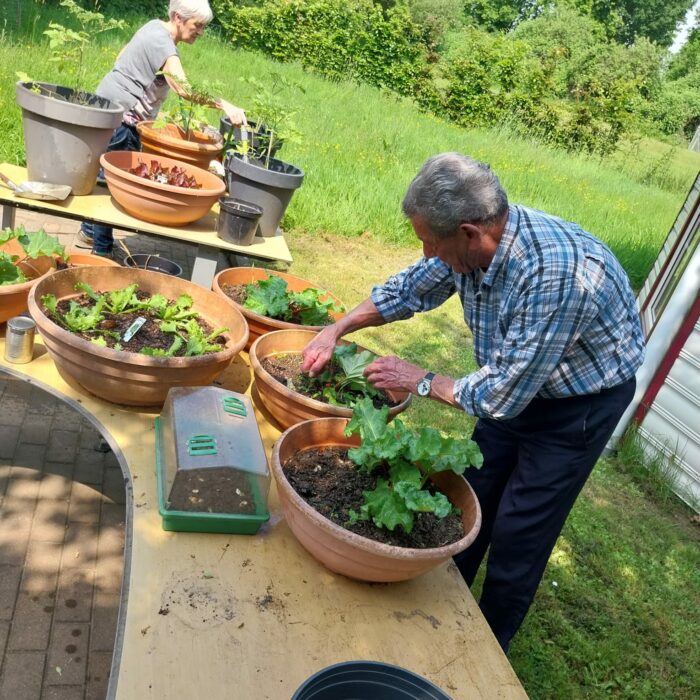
301, 325, 340, 376
218, 98, 247, 126
363, 355, 425, 393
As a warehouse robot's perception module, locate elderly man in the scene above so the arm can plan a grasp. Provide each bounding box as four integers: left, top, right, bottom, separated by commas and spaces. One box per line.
302, 152, 645, 652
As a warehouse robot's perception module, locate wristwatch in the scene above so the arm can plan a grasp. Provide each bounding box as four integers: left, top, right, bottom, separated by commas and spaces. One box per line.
416, 372, 435, 397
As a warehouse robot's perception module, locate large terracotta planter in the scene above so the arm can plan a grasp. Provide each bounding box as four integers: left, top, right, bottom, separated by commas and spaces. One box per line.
101, 151, 226, 227
212, 267, 345, 351
28, 266, 249, 406
136, 121, 223, 171
0, 238, 56, 324
61, 252, 121, 268
250, 329, 411, 429
271, 417, 482, 582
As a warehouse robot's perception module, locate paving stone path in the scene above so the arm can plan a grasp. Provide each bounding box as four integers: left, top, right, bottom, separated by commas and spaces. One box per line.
0, 372, 125, 699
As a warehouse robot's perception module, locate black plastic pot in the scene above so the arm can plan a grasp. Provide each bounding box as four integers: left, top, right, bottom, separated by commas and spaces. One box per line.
219, 117, 284, 161
123, 254, 183, 277
291, 661, 453, 700
217, 197, 263, 246
225, 153, 304, 238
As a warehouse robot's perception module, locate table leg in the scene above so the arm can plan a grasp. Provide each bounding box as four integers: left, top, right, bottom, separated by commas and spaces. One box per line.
191, 244, 228, 288
1, 204, 16, 230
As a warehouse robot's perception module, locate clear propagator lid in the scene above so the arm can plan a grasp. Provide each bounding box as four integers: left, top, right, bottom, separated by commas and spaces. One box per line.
158, 386, 270, 516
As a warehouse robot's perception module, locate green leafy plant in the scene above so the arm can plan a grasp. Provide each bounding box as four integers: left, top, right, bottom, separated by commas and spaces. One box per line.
292, 343, 382, 407
0, 226, 65, 286
154, 75, 223, 141
40, 0, 125, 100
343, 398, 483, 532
243, 273, 343, 325
41, 282, 228, 355
223, 72, 303, 168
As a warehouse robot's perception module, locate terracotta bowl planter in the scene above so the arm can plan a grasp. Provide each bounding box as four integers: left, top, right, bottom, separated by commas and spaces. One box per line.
212, 267, 346, 351
249, 329, 412, 430
0, 238, 56, 324
136, 121, 223, 171
271, 417, 482, 582
100, 151, 225, 227
28, 266, 249, 406
61, 252, 121, 268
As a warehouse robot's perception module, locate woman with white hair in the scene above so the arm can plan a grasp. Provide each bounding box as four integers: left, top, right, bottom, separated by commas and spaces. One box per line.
79, 0, 246, 257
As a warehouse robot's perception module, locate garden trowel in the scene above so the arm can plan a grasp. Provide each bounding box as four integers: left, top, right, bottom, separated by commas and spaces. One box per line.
0, 171, 72, 202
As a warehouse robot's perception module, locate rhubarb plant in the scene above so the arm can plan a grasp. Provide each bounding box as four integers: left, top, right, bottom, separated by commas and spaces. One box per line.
293, 343, 382, 407
243, 273, 343, 326
0, 226, 65, 286
343, 398, 483, 533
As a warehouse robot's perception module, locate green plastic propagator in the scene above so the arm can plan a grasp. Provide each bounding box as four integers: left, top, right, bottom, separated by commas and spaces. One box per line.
155, 386, 270, 534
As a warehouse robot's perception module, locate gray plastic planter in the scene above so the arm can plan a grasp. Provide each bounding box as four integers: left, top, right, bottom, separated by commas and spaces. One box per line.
225, 153, 304, 237
291, 661, 453, 699
15, 81, 124, 195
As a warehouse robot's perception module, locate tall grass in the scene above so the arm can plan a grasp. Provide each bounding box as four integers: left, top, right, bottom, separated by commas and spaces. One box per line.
3, 7, 700, 288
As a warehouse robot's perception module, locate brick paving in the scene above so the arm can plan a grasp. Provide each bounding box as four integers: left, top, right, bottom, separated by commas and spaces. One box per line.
1, 209, 231, 698
0, 373, 125, 700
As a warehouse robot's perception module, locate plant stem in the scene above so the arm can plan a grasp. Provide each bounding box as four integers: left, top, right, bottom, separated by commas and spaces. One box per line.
265, 128, 274, 169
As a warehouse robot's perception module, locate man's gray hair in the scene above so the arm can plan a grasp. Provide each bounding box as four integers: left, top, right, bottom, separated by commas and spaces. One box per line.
169, 0, 213, 24
402, 153, 508, 237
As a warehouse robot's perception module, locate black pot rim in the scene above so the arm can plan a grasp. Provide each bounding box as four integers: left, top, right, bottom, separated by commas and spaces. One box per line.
291, 660, 453, 699
123, 254, 183, 276
219, 197, 263, 218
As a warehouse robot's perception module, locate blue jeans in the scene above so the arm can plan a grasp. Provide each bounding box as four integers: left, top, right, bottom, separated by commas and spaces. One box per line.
81, 123, 141, 254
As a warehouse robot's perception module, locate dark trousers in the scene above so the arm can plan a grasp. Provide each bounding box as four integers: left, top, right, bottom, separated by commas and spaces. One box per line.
81, 123, 141, 253
453, 378, 636, 652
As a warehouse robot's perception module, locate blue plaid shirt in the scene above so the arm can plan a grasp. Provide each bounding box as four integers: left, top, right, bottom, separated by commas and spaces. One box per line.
371, 205, 645, 419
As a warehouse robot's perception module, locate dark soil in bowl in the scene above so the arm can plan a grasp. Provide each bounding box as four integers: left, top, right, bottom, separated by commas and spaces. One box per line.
283, 446, 465, 548
52, 290, 226, 355
260, 352, 398, 409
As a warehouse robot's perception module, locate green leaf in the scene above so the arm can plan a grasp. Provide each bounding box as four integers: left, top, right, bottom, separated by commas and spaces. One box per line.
395, 481, 453, 518
0, 254, 24, 285
362, 480, 414, 532
244, 274, 289, 318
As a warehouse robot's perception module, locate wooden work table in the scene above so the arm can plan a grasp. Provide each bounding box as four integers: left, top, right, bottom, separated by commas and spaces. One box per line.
0, 163, 292, 288
0, 330, 527, 700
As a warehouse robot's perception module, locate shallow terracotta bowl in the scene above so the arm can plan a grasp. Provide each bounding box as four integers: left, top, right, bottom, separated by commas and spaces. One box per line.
101, 151, 225, 227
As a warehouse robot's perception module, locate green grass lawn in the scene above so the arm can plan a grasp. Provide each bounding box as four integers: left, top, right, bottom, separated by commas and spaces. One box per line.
2, 5, 700, 698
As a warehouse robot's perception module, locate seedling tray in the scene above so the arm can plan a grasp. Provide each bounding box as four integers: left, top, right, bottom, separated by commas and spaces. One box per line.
155, 417, 270, 534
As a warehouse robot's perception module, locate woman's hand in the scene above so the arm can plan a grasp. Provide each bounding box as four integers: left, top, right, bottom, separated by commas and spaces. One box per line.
301, 325, 340, 377
363, 355, 425, 393
218, 98, 247, 126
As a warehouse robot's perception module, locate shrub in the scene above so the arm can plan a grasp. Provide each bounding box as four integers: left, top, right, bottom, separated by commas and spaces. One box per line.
213, 0, 430, 96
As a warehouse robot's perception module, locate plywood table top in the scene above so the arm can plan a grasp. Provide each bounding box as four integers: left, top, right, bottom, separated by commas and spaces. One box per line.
0, 331, 527, 700
0, 163, 292, 264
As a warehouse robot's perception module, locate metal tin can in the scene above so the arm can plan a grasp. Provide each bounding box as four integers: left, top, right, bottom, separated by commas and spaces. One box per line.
4, 316, 36, 364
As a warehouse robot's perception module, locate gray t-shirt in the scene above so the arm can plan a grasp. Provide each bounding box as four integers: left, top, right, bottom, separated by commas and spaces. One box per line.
97, 20, 178, 124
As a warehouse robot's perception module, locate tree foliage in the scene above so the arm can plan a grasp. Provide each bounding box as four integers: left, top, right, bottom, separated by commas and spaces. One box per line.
561, 0, 695, 47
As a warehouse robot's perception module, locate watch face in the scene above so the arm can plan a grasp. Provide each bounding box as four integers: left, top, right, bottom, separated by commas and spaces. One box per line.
417, 378, 430, 396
